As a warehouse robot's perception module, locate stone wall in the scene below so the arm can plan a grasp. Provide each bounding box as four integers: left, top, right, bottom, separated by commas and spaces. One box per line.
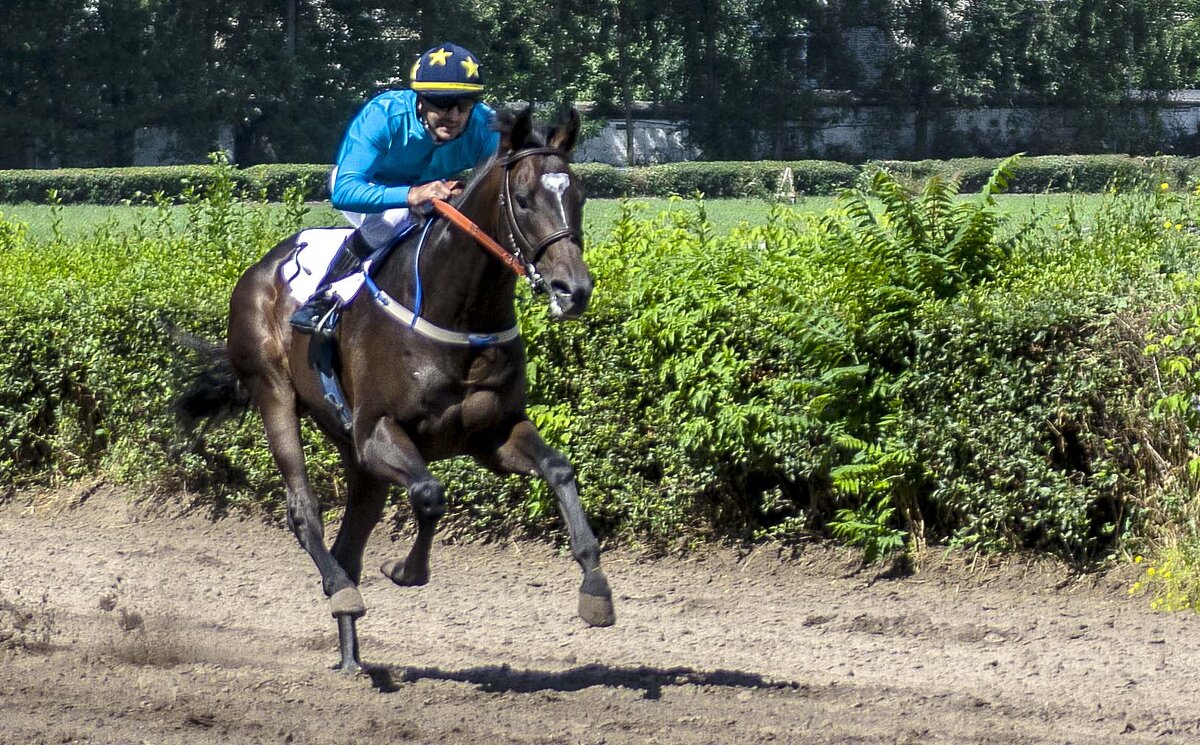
573, 119, 701, 166
568, 98, 1200, 164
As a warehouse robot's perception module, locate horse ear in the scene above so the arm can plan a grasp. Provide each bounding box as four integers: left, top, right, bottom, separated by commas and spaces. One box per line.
502, 106, 535, 152
549, 108, 581, 154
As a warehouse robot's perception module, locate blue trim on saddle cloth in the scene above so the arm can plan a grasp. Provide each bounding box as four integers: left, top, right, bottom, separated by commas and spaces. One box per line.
308, 219, 423, 433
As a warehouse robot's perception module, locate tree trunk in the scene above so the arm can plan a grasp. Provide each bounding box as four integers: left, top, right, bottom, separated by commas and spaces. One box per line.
284, 0, 297, 59
615, 0, 635, 165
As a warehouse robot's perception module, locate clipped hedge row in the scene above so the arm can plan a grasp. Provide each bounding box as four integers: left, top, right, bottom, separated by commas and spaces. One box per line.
0, 163, 334, 205
868, 154, 1193, 193
3, 154, 1193, 205
3, 156, 1200, 562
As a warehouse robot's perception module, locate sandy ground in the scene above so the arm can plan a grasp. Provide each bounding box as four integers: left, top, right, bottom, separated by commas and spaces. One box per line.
2, 484, 1200, 744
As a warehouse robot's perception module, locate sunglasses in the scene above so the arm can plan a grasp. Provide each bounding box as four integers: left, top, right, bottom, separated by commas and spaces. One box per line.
421, 96, 476, 114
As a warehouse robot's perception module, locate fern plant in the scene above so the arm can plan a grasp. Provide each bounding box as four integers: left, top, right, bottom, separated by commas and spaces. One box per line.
828, 423, 916, 562
817, 156, 1021, 560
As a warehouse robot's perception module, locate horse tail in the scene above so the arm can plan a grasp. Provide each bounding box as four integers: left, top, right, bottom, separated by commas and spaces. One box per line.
166, 321, 251, 438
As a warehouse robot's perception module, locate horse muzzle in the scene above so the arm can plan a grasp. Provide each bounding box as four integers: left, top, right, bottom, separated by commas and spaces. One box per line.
539, 241, 592, 320
548, 278, 592, 319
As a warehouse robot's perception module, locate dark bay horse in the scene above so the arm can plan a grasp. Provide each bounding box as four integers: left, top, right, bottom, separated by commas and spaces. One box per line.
176, 107, 614, 672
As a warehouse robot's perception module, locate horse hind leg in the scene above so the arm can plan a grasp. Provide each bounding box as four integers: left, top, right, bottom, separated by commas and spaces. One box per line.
330, 451, 390, 584
254, 379, 365, 671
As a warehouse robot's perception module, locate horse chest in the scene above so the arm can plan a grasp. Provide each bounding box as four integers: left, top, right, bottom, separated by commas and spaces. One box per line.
409, 347, 522, 439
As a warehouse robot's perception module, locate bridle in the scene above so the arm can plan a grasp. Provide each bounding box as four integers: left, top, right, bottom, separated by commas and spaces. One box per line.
360, 144, 588, 348
429, 146, 583, 312
495, 146, 584, 289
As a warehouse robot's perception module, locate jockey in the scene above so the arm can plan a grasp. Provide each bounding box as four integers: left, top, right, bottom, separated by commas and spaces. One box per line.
291, 42, 502, 335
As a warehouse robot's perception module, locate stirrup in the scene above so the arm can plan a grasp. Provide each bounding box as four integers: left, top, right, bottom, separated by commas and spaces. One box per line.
312, 304, 341, 338
290, 297, 341, 337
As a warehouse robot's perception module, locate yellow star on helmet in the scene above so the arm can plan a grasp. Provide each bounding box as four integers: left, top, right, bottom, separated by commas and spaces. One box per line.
460, 56, 480, 79
427, 47, 453, 66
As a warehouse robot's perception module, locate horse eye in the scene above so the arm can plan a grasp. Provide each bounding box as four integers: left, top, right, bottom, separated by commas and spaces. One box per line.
515, 193, 531, 209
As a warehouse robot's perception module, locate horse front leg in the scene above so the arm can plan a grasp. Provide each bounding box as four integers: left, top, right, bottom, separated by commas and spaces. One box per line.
252, 381, 365, 672
483, 418, 615, 627
355, 418, 445, 588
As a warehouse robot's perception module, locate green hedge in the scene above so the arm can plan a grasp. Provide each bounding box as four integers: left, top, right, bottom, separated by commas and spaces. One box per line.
3, 156, 1200, 562
0, 163, 333, 205
2, 154, 1190, 205
866, 154, 1173, 193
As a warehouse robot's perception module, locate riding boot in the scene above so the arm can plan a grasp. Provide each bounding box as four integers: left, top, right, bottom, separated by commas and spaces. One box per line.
290, 230, 373, 337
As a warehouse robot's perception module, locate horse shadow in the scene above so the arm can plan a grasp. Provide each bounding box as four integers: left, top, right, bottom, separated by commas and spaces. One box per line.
362, 662, 802, 700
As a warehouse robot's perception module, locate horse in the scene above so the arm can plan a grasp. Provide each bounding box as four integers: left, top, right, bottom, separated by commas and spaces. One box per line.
175, 107, 615, 673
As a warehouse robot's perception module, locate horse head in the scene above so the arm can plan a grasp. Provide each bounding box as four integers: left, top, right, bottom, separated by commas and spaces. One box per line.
495, 107, 592, 319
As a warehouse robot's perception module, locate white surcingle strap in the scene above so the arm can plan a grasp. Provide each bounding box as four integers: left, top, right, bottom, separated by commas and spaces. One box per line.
362, 269, 519, 347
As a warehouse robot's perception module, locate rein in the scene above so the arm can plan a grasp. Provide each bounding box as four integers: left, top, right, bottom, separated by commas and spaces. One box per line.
429, 198, 525, 277
365, 145, 580, 347
432, 145, 582, 298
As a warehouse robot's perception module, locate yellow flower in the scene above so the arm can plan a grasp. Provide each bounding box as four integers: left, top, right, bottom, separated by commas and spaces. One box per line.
1177, 224, 1184, 231
1134, 555, 1144, 563
1148, 566, 1157, 576
1162, 182, 1171, 191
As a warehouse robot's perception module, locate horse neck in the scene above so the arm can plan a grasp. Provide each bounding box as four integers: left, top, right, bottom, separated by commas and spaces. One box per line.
377, 169, 519, 333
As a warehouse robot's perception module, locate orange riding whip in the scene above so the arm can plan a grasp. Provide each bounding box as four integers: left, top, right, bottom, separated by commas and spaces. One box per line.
429, 198, 527, 278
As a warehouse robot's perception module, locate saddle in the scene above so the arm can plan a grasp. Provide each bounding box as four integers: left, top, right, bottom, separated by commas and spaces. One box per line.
293, 222, 424, 432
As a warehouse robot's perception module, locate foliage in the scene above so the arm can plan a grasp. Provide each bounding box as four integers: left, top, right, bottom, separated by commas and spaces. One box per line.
7, 155, 1197, 207
0, 155, 309, 501
3, 155, 1200, 568
5, 1, 1200, 166
1130, 550, 1200, 612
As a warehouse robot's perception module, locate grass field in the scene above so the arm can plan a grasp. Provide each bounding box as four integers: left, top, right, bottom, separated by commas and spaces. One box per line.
0, 193, 1101, 244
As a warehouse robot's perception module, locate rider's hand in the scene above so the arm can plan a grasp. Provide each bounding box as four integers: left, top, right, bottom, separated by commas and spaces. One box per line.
407, 180, 464, 207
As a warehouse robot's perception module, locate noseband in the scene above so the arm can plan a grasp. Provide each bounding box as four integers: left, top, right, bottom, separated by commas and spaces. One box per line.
496, 146, 584, 284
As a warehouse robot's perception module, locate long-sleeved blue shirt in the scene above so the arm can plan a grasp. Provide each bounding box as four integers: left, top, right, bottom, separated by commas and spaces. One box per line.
330, 89, 500, 213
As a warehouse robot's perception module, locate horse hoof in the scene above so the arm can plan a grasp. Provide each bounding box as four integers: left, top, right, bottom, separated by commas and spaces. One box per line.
330, 587, 366, 618
380, 559, 428, 587
578, 570, 615, 627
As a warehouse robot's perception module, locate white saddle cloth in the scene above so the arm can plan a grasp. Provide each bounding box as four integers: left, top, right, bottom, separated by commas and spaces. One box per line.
280, 228, 368, 304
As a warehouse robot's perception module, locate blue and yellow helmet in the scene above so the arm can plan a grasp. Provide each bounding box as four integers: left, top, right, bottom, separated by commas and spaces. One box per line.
410, 43, 484, 101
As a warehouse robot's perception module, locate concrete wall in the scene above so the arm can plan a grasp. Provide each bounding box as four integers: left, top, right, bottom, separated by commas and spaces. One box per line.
573, 119, 701, 165
567, 102, 1200, 164
124, 101, 1200, 166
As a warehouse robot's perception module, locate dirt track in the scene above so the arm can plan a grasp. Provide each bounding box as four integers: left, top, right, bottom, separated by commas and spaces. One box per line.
3, 485, 1200, 744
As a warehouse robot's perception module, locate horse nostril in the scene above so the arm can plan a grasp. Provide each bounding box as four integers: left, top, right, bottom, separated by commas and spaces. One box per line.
550, 280, 574, 299
548, 280, 590, 316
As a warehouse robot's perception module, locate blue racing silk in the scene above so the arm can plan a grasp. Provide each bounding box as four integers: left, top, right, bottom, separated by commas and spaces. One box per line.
330, 89, 500, 213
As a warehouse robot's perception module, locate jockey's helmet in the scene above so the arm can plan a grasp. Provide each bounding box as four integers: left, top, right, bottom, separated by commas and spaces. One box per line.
410, 43, 485, 104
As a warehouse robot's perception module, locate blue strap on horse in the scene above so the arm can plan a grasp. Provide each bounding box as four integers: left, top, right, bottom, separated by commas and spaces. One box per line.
311, 219, 425, 432
362, 215, 522, 347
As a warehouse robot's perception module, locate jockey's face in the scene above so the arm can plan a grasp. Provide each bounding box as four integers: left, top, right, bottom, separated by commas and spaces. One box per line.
420, 97, 475, 142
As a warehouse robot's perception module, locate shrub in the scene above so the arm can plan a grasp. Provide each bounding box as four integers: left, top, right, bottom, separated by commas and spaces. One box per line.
243, 164, 332, 202
2, 155, 1200, 565
0, 166, 254, 205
